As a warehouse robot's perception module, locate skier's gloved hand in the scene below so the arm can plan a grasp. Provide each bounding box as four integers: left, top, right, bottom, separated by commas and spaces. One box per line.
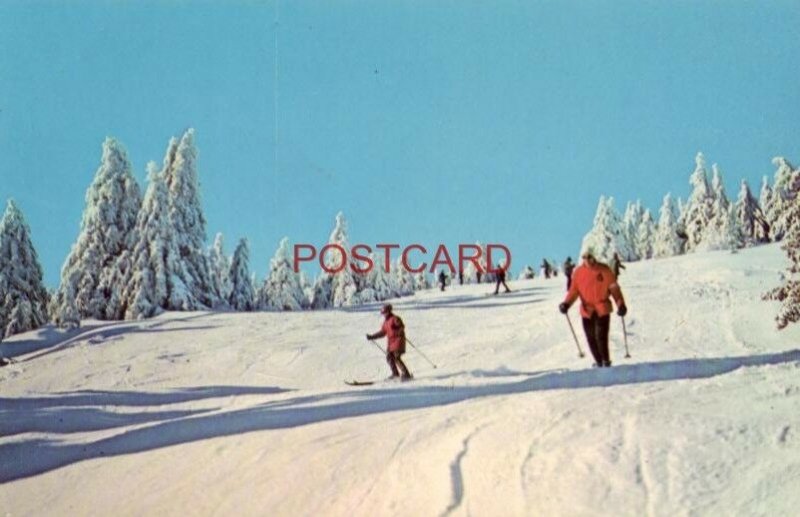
558, 302, 569, 314
617, 305, 627, 317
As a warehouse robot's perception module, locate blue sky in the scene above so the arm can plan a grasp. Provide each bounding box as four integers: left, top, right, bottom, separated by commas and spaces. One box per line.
1, 1, 799, 287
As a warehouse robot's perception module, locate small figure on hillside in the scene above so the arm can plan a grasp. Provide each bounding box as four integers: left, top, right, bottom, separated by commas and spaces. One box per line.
493, 263, 511, 295
458, 267, 464, 285
366, 304, 413, 381
563, 256, 575, 290
438, 270, 447, 291
558, 246, 627, 368
611, 252, 626, 277
541, 259, 552, 279
476, 269, 483, 284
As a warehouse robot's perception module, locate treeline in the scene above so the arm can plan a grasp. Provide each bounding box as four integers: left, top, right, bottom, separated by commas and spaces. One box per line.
0, 130, 500, 342
582, 151, 800, 328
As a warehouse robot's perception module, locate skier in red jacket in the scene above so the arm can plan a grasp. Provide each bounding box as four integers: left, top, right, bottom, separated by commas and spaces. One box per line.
559, 247, 627, 367
367, 304, 413, 381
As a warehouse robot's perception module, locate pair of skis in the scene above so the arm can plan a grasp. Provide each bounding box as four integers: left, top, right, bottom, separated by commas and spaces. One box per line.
344, 378, 414, 386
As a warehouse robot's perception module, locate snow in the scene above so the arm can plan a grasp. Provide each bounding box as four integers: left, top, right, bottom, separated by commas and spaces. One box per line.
2, 244, 800, 516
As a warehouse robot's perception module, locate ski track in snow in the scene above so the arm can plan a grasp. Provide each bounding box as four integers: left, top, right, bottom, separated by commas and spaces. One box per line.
2, 245, 800, 516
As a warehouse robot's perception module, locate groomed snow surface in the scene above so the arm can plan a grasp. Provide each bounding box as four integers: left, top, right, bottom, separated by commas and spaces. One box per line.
2, 244, 800, 516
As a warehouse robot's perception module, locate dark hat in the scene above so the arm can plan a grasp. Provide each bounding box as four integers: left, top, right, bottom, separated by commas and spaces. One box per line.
380, 303, 393, 315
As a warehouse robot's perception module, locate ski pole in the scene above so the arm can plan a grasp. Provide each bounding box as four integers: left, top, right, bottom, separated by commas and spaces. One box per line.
564, 314, 586, 358
367, 338, 385, 355
405, 337, 438, 369
621, 316, 631, 358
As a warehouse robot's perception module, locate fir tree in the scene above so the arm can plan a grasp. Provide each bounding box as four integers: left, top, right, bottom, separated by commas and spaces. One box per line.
635, 209, 655, 260
759, 176, 773, 226
298, 271, 313, 309
310, 273, 332, 310
121, 163, 171, 320
735, 179, 769, 245
414, 271, 431, 291
209, 233, 232, 304
652, 193, 683, 258
764, 167, 800, 328
581, 196, 632, 263
0, 200, 50, 339
680, 152, 715, 252
393, 257, 415, 296
228, 238, 256, 311
622, 201, 644, 260
260, 237, 305, 311
765, 157, 799, 242
703, 164, 742, 251
53, 137, 141, 321
162, 129, 221, 310
365, 252, 396, 301
323, 212, 361, 307
51, 283, 79, 330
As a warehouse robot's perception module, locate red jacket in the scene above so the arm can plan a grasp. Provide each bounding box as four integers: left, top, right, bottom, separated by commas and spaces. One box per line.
371, 314, 406, 353
563, 262, 625, 318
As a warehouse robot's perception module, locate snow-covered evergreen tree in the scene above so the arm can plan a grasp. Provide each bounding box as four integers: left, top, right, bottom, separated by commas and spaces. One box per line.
51, 283, 79, 329
414, 271, 431, 291
228, 238, 256, 311
702, 164, 742, 251
310, 273, 332, 310
653, 193, 683, 258
765, 157, 798, 242
298, 272, 313, 309
53, 137, 141, 321
735, 179, 769, 245
679, 152, 715, 252
209, 233, 232, 304
764, 168, 800, 328
581, 196, 633, 263
0, 200, 49, 339
162, 129, 221, 310
323, 212, 361, 307
259, 237, 305, 311
635, 209, 655, 260
393, 257, 415, 296
364, 253, 395, 301
622, 201, 644, 261
121, 163, 171, 320
759, 176, 773, 230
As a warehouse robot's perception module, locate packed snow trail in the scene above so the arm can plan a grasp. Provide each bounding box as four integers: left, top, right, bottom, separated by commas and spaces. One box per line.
1, 245, 800, 516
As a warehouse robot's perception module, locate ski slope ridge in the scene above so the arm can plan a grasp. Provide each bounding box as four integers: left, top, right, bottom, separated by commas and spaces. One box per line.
1, 244, 799, 516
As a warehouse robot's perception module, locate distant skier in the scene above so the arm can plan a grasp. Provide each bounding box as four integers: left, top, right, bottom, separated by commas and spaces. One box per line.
541, 259, 552, 279
563, 256, 575, 290
458, 267, 464, 285
438, 270, 447, 291
493, 263, 511, 295
366, 304, 413, 381
558, 246, 627, 367
611, 252, 626, 277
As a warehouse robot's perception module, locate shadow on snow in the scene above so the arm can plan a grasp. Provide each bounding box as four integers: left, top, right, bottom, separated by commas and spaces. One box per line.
1, 313, 219, 362
2, 349, 799, 483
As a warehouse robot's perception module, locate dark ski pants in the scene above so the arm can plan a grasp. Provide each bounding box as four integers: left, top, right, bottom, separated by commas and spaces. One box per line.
582, 314, 611, 367
387, 350, 411, 378
494, 279, 510, 294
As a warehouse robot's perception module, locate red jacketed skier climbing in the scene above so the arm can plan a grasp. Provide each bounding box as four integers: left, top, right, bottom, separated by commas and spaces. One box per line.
366, 304, 413, 381
558, 246, 627, 367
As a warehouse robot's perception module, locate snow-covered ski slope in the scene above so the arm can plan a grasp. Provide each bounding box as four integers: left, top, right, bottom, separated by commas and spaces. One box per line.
2, 244, 800, 517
